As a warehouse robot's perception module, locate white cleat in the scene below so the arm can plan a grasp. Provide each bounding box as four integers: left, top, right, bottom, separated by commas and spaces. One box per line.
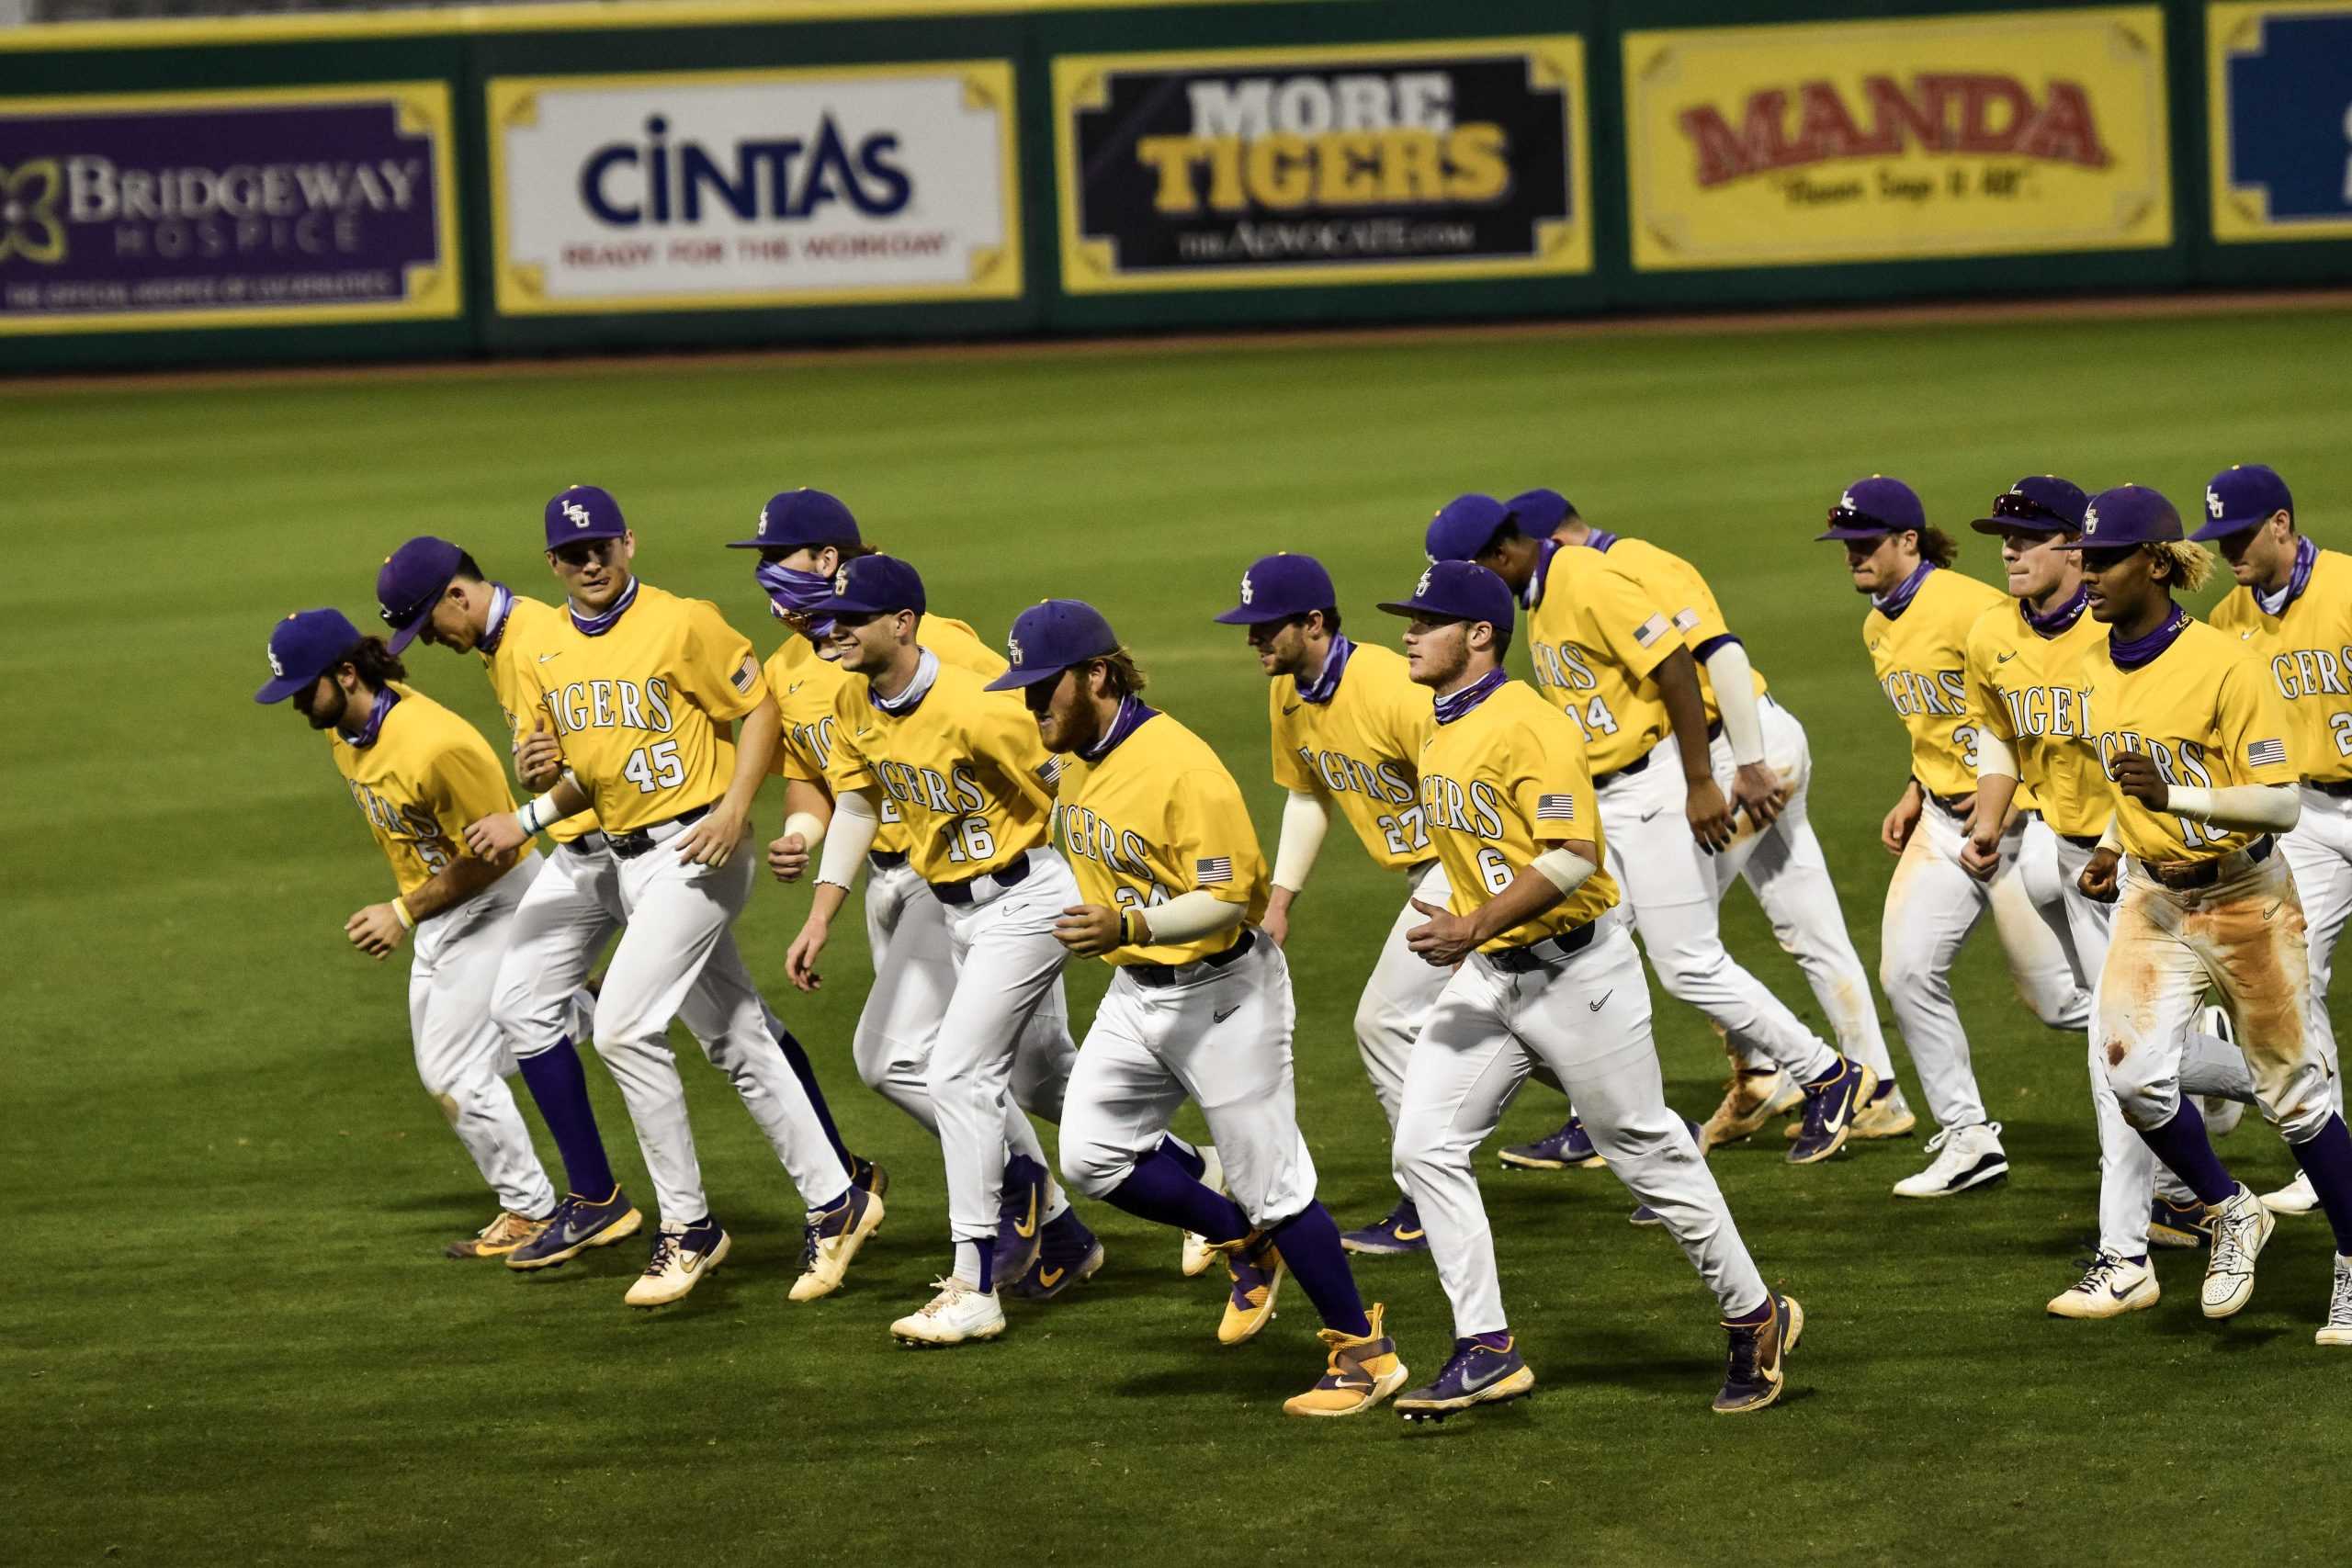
2260, 1171, 2320, 1216
2320, 1255, 2352, 1348
2047, 1253, 2159, 1319
891, 1277, 1006, 1348
1181, 1145, 1227, 1278
1892, 1122, 2008, 1199
2202, 1186, 2275, 1318
789, 1188, 884, 1303
624, 1222, 730, 1309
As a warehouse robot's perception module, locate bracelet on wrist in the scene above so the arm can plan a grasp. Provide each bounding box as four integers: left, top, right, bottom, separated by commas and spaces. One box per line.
392, 897, 415, 931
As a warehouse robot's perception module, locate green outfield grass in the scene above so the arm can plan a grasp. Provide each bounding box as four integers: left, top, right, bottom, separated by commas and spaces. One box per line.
8, 307, 2351, 1568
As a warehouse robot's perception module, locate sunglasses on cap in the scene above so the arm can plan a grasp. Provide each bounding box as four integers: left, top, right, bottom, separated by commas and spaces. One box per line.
1826, 505, 1899, 533
1988, 491, 2070, 528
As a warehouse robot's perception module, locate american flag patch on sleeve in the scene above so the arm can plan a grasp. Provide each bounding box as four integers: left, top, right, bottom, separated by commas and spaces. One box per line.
1671, 607, 1702, 632
1194, 855, 1234, 885
1634, 615, 1670, 649
1035, 757, 1064, 788
2248, 739, 2289, 768
731, 655, 758, 694
1537, 794, 1577, 821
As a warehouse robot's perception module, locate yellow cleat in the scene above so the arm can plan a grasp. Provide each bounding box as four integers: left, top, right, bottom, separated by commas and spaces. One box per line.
1283, 1303, 1409, 1417
1704, 1064, 1805, 1150
1214, 1231, 1284, 1345
445, 1209, 550, 1259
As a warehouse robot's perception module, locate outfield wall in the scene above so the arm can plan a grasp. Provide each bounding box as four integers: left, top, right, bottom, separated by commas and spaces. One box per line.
2, 0, 2346, 368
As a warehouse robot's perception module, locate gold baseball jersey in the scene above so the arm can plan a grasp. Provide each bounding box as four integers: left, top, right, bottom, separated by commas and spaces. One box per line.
1591, 536, 1770, 720
330, 685, 516, 897
1057, 707, 1270, 967
767, 614, 1003, 858
1417, 680, 1619, 951
2208, 547, 2352, 785
525, 583, 769, 834
1862, 568, 2007, 799
2085, 618, 2300, 863
1268, 642, 1434, 872
481, 593, 599, 844
828, 660, 1057, 885
1963, 601, 2108, 838
1527, 544, 1687, 773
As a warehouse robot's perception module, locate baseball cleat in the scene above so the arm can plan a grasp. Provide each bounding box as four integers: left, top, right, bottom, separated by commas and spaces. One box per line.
1788, 1060, 1878, 1166
1010, 1211, 1105, 1302
1498, 1116, 1606, 1170
2201, 1185, 2274, 1318
1284, 1303, 1409, 1417
2320, 1254, 2352, 1347
1396, 1335, 1533, 1422
505, 1186, 644, 1269
445, 1208, 551, 1259
1341, 1198, 1431, 1256
789, 1185, 884, 1303
2047, 1253, 2159, 1319
625, 1217, 730, 1308
2260, 1172, 2320, 1217
2150, 1198, 2213, 1249
1215, 1231, 1285, 1345
991, 1154, 1047, 1286
1786, 1081, 1916, 1141
891, 1276, 1005, 1348
1714, 1294, 1803, 1415
853, 1156, 890, 1203
1891, 1122, 2007, 1198
1704, 1065, 1805, 1150
1181, 1145, 1227, 1278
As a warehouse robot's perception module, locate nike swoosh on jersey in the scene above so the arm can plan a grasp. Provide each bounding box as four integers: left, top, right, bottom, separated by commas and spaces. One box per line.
538, 652, 561, 663
1213, 1005, 1242, 1023
1588, 990, 1612, 1011
787, 680, 806, 694
1282, 704, 1301, 716
1996, 651, 2017, 663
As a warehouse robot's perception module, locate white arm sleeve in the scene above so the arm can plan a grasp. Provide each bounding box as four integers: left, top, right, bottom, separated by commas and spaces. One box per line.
1531, 846, 1598, 896
1271, 791, 1331, 893
1702, 642, 1766, 766
814, 789, 881, 889
2164, 783, 2301, 834
1139, 888, 1247, 945
1973, 728, 2020, 784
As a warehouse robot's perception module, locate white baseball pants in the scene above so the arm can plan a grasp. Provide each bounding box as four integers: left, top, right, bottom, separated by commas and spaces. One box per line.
1058, 935, 1317, 1227
596, 824, 849, 1228
2280, 784, 2351, 1117
409, 852, 555, 1219
1393, 919, 1770, 1341
1352, 861, 1455, 1194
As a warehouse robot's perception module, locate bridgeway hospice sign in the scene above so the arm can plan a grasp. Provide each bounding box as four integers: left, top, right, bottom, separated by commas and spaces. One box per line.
489, 62, 1022, 315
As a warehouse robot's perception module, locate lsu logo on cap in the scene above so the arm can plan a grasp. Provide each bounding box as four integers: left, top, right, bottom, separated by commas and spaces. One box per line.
2082, 504, 2099, 536
1238, 572, 1254, 605
267, 647, 285, 678
1840, 490, 1857, 510
1414, 567, 1434, 598
833, 567, 851, 595
563, 499, 593, 529
1008, 636, 1024, 667
2207, 487, 2224, 519
756, 508, 771, 538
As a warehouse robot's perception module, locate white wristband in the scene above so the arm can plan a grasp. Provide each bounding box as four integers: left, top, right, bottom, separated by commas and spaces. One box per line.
783, 811, 826, 852
517, 795, 556, 835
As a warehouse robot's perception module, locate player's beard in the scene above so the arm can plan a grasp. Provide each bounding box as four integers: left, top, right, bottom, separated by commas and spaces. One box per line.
296, 679, 348, 731
1415, 637, 1469, 694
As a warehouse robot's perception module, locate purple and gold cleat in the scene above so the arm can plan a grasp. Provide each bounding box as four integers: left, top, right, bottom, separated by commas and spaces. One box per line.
505, 1185, 644, 1270
1499, 1116, 1606, 1171
1215, 1231, 1285, 1345
1340, 1198, 1430, 1257
1788, 1059, 1878, 1166
1396, 1334, 1534, 1422
1010, 1210, 1105, 1302
1714, 1294, 1804, 1414
990, 1153, 1047, 1286
2150, 1197, 2213, 1249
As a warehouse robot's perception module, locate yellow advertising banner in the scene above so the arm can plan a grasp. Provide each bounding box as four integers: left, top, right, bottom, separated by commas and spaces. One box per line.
1623, 7, 2171, 271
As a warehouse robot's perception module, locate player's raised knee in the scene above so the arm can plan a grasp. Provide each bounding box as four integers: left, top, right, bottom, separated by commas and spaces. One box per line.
1057, 1138, 1130, 1201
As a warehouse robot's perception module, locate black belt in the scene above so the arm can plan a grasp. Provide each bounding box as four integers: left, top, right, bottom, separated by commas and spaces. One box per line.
868, 849, 910, 871
562, 830, 610, 856
2138, 834, 2273, 890
2309, 779, 2352, 799
1485, 922, 1598, 974
605, 804, 710, 860
1126, 929, 1255, 989
1594, 721, 1722, 789
931, 850, 1030, 907
1927, 788, 1971, 817
2061, 832, 2104, 851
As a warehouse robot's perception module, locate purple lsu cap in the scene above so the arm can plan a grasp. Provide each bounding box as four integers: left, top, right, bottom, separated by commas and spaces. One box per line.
377, 536, 466, 653
727, 488, 862, 551
1816, 476, 1927, 541
1506, 489, 1577, 536
1969, 475, 2089, 536
808, 553, 924, 617
2058, 484, 2185, 550
1376, 559, 1516, 631
254, 607, 363, 704
1212, 553, 1337, 625
2192, 464, 2293, 541
985, 599, 1121, 690
544, 484, 628, 549
1424, 493, 1518, 562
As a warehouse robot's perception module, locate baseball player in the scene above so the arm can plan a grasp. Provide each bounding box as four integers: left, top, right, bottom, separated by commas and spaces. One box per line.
2198, 463, 2351, 1221
254, 609, 557, 1258
1500, 488, 1909, 1155
378, 531, 882, 1291
1816, 476, 2094, 1200
463, 486, 876, 1309
1211, 551, 1446, 1255
985, 597, 1408, 1417
785, 555, 1095, 1347
1426, 493, 1874, 1167
2064, 483, 2352, 1344
1954, 477, 2254, 1315
1375, 561, 1804, 1418
730, 491, 1101, 1299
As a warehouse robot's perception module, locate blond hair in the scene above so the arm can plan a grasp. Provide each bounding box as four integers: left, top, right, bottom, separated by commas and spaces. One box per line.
2150, 541, 2213, 592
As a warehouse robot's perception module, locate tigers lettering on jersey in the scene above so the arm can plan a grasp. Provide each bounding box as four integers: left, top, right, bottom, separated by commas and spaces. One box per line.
329, 685, 517, 898
1862, 568, 2007, 799
1964, 600, 2107, 837
1269, 642, 1433, 872
2086, 618, 2300, 863
1525, 547, 1684, 773
1415, 680, 1619, 952
2209, 546, 2352, 784
481, 594, 601, 842
1057, 708, 1270, 968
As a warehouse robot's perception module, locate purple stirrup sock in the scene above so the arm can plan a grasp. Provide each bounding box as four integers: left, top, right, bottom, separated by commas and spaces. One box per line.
1270, 1202, 1372, 1338
1104, 1150, 1248, 1244
2136, 1100, 2236, 1207
517, 1038, 616, 1199
1157, 1134, 1206, 1182
2289, 1114, 2352, 1255
771, 1022, 854, 1171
